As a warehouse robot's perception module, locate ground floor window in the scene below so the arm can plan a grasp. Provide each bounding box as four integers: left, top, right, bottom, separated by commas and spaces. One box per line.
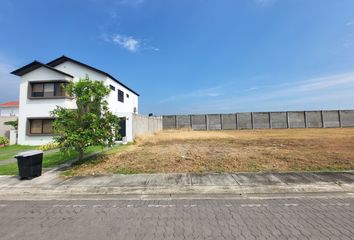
28, 118, 54, 135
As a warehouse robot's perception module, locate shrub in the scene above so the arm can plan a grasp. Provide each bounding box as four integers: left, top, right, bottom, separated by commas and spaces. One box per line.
0, 136, 9, 146
38, 142, 59, 151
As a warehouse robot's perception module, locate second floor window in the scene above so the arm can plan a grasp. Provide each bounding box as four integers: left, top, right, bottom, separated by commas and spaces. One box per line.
30, 82, 67, 98
118, 89, 124, 102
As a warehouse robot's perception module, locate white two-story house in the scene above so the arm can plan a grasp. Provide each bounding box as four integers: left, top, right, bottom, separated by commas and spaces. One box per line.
11, 56, 139, 146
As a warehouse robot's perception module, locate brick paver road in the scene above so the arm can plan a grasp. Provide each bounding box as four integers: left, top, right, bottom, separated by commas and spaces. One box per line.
0, 197, 353, 240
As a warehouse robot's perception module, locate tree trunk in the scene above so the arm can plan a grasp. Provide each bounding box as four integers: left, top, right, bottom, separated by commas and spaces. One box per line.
78, 149, 84, 161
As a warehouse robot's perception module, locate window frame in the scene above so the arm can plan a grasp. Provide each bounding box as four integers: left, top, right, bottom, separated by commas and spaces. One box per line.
26, 118, 55, 136
28, 80, 72, 99
118, 89, 124, 103
110, 85, 116, 91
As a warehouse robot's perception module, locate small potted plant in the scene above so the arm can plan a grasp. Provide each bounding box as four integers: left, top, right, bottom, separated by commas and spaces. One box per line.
0, 136, 9, 148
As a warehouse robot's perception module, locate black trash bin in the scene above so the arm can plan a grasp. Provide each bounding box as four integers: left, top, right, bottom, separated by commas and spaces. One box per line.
15, 150, 43, 179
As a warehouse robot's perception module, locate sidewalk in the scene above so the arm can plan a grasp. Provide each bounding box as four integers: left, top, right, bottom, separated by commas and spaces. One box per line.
0, 169, 353, 199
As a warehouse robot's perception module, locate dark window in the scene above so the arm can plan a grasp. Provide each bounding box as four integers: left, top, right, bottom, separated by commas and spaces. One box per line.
30, 82, 67, 98
29, 119, 54, 135
118, 89, 124, 102
110, 85, 115, 91
126, 93, 129, 98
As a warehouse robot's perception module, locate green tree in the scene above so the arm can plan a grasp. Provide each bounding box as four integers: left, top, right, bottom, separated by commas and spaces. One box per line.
4, 119, 18, 130
51, 76, 120, 161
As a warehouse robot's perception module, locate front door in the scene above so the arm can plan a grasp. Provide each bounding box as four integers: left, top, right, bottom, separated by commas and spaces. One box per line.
118, 117, 126, 140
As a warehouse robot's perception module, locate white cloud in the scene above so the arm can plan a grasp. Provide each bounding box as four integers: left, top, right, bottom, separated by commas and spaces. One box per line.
160, 85, 225, 103
346, 21, 354, 26
113, 34, 140, 52
159, 72, 354, 114
100, 33, 159, 53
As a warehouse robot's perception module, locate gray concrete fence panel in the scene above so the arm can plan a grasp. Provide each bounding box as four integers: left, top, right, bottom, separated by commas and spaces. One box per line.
340, 110, 354, 127
162, 115, 176, 129
306, 111, 323, 128
270, 112, 288, 129
253, 112, 270, 129
238, 112, 252, 129
323, 111, 340, 128
176, 115, 191, 129
221, 114, 237, 130
191, 115, 207, 130
288, 111, 306, 128
162, 110, 354, 130
207, 114, 222, 130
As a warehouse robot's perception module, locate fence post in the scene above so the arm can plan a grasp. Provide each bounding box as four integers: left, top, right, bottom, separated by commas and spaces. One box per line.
338, 110, 342, 128
321, 110, 325, 128
251, 112, 254, 129
286, 112, 290, 128
269, 112, 272, 129
175, 115, 178, 129
206, 114, 209, 130
220, 114, 223, 130
236, 113, 239, 130
304, 111, 307, 128
190, 115, 193, 129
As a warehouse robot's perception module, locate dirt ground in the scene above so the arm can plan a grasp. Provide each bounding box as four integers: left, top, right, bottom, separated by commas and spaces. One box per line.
68, 128, 354, 176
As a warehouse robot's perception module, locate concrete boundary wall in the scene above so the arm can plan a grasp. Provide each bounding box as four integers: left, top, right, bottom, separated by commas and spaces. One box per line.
132, 114, 162, 137
163, 110, 354, 130
0, 116, 17, 138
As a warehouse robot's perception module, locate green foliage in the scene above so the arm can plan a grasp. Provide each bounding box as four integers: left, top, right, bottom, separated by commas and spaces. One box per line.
4, 119, 18, 130
51, 76, 120, 160
38, 142, 59, 151
0, 136, 9, 145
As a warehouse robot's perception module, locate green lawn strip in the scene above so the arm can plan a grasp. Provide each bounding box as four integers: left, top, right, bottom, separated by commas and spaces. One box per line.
62, 144, 131, 177
0, 145, 38, 161
0, 145, 105, 175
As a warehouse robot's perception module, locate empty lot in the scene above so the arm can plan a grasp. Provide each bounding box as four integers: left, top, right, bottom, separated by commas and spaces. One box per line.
67, 128, 354, 176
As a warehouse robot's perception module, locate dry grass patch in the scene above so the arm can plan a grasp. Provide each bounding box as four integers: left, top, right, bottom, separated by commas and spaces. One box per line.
67, 128, 354, 176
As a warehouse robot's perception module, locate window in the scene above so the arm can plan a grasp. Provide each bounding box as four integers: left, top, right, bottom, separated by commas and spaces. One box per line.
126, 93, 129, 98
118, 89, 124, 102
110, 85, 115, 91
28, 119, 54, 135
30, 82, 67, 98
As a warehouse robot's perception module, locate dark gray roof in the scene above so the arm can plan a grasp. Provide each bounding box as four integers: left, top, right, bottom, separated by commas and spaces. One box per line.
11, 61, 74, 78
47, 55, 139, 96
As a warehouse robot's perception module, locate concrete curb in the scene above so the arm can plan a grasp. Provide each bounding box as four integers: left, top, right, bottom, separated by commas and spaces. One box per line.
0, 172, 353, 199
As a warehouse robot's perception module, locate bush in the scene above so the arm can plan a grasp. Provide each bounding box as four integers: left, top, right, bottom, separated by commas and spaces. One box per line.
0, 136, 9, 146
38, 142, 59, 151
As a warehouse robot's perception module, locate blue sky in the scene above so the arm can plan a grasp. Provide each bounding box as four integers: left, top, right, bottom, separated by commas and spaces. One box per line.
1, 0, 354, 115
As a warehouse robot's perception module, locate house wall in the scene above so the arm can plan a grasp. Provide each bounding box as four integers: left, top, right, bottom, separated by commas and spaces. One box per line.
18, 62, 138, 145
18, 67, 73, 145
53, 61, 138, 115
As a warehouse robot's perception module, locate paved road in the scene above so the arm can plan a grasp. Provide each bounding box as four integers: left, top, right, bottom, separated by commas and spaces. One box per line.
0, 196, 353, 240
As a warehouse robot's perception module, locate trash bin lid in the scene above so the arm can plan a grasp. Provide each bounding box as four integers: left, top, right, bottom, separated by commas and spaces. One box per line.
15, 150, 44, 158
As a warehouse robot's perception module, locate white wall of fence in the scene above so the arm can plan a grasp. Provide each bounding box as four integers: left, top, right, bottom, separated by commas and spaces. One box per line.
132, 114, 163, 138
0, 116, 17, 138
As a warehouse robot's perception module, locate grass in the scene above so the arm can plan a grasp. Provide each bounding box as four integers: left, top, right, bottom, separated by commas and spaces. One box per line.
0, 145, 38, 161
65, 128, 354, 176
0, 145, 105, 175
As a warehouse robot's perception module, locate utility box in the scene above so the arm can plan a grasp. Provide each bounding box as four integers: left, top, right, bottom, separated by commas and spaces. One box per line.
15, 150, 43, 179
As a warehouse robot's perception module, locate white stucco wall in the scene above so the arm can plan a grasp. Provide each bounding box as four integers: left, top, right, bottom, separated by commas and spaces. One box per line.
18, 67, 74, 145
18, 61, 138, 145
0, 107, 19, 116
